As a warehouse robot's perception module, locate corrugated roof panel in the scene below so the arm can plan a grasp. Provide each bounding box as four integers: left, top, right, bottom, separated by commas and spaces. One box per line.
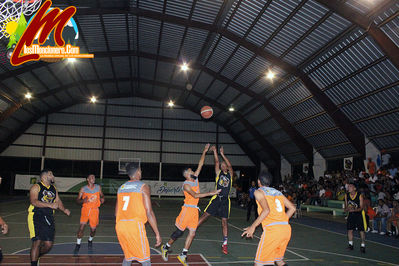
257, 119, 281, 135
238, 131, 253, 143
138, 18, 161, 54
138, 0, 164, 12
93, 58, 114, 79
269, 81, 311, 111
226, 0, 265, 37
231, 94, 252, 110
265, 129, 291, 144
372, 134, 399, 150
307, 129, 349, 148
340, 86, 399, 121
31, 68, 59, 89
193, 0, 225, 24
193, 72, 214, 94
245, 105, 271, 125
218, 88, 240, 106
159, 23, 186, 58
221, 46, 253, 80
319, 143, 357, 158
283, 98, 324, 123
112, 57, 130, 78
48, 64, 74, 86
345, 0, 386, 14
103, 14, 128, 51
139, 58, 156, 80
16, 72, 47, 94
206, 37, 237, 72
206, 80, 227, 99
295, 113, 335, 136
266, 76, 297, 98
165, 0, 193, 19
325, 60, 399, 105
284, 13, 351, 66
266, 0, 327, 57
74, 60, 97, 80
180, 28, 208, 61
309, 36, 385, 89
356, 112, 399, 136
236, 56, 271, 87
380, 16, 399, 48
78, 15, 107, 52
246, 0, 298, 46
155, 61, 174, 83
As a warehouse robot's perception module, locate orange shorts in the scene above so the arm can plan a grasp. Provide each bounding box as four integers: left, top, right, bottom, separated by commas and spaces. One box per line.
255, 224, 291, 265
175, 206, 199, 231
116, 220, 150, 263
80, 207, 99, 228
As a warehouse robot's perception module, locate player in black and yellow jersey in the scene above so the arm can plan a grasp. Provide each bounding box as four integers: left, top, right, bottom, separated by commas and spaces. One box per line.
28, 169, 71, 266
197, 146, 233, 255
345, 183, 366, 253
0, 176, 9, 263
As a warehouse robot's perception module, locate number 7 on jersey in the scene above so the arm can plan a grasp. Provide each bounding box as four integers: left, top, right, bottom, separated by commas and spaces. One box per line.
122, 196, 130, 211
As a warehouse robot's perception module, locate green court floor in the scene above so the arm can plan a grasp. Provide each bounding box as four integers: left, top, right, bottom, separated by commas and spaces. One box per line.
1, 195, 398, 265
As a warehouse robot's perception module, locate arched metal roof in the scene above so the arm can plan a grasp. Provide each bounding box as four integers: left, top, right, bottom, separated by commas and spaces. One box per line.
0, 0, 398, 169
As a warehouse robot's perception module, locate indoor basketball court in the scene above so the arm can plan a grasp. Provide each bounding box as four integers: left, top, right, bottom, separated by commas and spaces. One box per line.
1, 0, 399, 266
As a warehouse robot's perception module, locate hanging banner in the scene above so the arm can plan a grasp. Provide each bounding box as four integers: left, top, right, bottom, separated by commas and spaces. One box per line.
344, 157, 353, 170
14, 174, 236, 197
303, 163, 309, 174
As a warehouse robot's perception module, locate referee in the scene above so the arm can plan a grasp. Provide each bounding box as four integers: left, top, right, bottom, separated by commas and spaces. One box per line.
345, 182, 366, 253
28, 169, 70, 266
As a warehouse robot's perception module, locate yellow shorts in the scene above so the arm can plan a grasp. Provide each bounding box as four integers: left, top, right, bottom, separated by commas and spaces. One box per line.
175, 206, 199, 231
255, 224, 291, 265
116, 220, 150, 263
80, 207, 99, 228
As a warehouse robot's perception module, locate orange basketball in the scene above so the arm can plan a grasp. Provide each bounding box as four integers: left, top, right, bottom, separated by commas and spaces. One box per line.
201, 106, 213, 119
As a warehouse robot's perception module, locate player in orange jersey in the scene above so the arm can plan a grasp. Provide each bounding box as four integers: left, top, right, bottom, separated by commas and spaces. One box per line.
115, 162, 162, 266
161, 144, 220, 265
242, 171, 296, 266
74, 174, 105, 255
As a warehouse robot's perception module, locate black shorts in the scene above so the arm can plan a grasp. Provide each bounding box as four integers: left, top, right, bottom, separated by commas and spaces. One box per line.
204, 196, 231, 219
28, 212, 55, 242
347, 212, 366, 232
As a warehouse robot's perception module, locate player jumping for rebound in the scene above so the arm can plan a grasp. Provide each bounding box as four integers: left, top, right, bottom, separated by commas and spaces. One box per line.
345, 183, 366, 253
74, 174, 105, 255
242, 171, 296, 266
115, 162, 162, 266
161, 144, 221, 265
197, 146, 233, 254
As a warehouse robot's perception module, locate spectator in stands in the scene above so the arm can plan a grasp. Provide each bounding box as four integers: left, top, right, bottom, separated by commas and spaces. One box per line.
388, 164, 398, 178
381, 150, 391, 168
246, 181, 258, 222
367, 158, 376, 176
387, 200, 399, 237
372, 199, 390, 235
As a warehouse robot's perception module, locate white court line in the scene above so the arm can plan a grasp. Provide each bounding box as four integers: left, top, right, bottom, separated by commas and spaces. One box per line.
289, 247, 399, 266
213, 217, 310, 261
199, 253, 212, 266
2, 210, 26, 218
209, 258, 309, 264
291, 221, 399, 250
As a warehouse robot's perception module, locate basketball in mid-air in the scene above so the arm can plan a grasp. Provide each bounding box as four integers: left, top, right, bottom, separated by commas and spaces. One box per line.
201, 106, 213, 119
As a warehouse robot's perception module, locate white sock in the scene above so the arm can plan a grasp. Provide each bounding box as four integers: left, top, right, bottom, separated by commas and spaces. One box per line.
348, 241, 353, 245
166, 243, 171, 248
361, 243, 365, 247
89, 236, 94, 242
77, 238, 82, 245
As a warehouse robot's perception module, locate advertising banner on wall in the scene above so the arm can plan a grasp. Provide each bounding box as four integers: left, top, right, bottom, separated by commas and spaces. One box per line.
15, 175, 236, 197
344, 157, 353, 171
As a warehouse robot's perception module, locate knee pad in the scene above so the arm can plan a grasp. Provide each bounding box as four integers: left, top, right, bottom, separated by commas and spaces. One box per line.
170, 229, 184, 240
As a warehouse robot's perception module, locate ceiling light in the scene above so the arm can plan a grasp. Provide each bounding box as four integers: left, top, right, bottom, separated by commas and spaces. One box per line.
180, 63, 189, 72
68, 58, 76, 63
90, 96, 97, 103
228, 106, 235, 112
25, 92, 32, 100
266, 70, 275, 80
168, 100, 174, 107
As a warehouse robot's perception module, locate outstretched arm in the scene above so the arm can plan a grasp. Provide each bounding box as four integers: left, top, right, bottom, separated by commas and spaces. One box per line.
242, 190, 269, 238
211, 146, 220, 174
283, 195, 296, 219
220, 146, 234, 176
56, 191, 70, 216
0, 216, 8, 235
194, 143, 210, 177
142, 184, 162, 247
184, 184, 220, 199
